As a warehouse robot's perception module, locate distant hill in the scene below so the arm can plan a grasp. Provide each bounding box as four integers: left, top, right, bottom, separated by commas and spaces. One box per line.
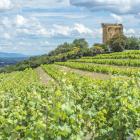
0, 52, 28, 67
0, 52, 27, 58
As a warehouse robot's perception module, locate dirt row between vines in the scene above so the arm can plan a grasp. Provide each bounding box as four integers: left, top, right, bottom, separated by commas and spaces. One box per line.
35, 67, 53, 85
57, 65, 111, 80
35, 65, 111, 85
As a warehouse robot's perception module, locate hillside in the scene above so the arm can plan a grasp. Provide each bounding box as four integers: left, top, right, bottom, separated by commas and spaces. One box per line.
0, 37, 139, 73
0, 39, 89, 72
0, 50, 140, 139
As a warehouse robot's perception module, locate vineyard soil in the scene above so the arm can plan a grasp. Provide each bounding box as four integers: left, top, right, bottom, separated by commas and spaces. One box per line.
35, 67, 52, 85
58, 65, 111, 80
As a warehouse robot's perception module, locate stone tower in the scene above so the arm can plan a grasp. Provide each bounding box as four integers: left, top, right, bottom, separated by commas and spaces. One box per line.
102, 23, 123, 44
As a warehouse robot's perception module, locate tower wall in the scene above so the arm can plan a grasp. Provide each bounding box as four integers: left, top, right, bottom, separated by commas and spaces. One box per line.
102, 24, 123, 44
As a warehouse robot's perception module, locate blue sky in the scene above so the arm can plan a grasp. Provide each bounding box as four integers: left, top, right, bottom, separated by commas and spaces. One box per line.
0, 0, 140, 55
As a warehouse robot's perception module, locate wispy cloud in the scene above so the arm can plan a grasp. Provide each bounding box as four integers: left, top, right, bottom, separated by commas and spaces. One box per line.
70, 0, 140, 15
110, 14, 123, 23
0, 0, 12, 10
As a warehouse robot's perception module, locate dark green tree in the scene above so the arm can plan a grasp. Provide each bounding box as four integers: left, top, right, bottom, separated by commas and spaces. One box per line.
125, 37, 140, 50
94, 43, 108, 52
108, 34, 127, 52
73, 38, 89, 49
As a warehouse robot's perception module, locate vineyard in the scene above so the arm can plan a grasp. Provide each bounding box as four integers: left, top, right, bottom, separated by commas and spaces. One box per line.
0, 50, 140, 139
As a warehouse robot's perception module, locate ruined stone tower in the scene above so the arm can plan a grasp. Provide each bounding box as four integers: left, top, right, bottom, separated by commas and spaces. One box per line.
102, 24, 123, 44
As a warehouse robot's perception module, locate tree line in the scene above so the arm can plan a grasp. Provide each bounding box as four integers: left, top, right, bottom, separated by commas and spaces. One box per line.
0, 36, 140, 73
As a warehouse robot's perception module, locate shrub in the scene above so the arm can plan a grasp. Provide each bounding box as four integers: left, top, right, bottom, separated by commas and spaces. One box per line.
108, 34, 127, 52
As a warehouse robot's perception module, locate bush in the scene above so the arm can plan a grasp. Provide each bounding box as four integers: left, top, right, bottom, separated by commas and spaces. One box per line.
108, 35, 127, 52
94, 43, 108, 51
93, 46, 105, 54
125, 37, 140, 50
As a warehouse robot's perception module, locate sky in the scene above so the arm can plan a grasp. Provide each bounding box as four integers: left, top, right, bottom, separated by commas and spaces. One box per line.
0, 0, 140, 55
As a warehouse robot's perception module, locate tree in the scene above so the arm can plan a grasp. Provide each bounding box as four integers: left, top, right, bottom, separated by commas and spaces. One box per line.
93, 46, 104, 54
94, 43, 108, 52
72, 38, 89, 57
125, 37, 140, 50
48, 42, 72, 56
73, 38, 89, 49
108, 34, 127, 52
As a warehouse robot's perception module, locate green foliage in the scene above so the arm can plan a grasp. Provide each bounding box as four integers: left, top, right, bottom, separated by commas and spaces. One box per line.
0, 69, 48, 139
56, 61, 140, 77
48, 38, 88, 56
92, 46, 105, 54
88, 44, 108, 56
125, 37, 140, 50
0, 52, 140, 139
108, 34, 127, 52
94, 43, 108, 51
72, 58, 140, 67
49, 42, 73, 56
85, 50, 140, 59
41, 64, 140, 140
73, 38, 89, 49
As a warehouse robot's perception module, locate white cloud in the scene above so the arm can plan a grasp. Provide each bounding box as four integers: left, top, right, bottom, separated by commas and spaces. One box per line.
36, 26, 51, 36
52, 24, 71, 36
19, 23, 93, 38
111, 14, 123, 23
74, 23, 93, 34
15, 15, 28, 26
70, 0, 140, 14
0, 15, 38, 39
124, 28, 136, 36
1, 17, 12, 28
124, 28, 140, 37
16, 0, 70, 8
49, 23, 93, 37
3, 33, 11, 39
0, 0, 12, 10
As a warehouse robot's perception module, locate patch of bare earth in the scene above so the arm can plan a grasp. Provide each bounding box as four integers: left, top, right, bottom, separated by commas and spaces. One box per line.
35, 67, 52, 85
57, 65, 111, 80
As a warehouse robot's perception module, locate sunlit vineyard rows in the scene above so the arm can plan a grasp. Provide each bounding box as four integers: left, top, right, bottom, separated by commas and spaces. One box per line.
0, 50, 140, 139
56, 62, 140, 77
84, 50, 140, 59
70, 58, 140, 67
